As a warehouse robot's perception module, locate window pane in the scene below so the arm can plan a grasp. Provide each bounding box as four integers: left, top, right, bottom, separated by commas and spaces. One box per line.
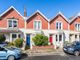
38, 21, 41, 29
75, 35, 77, 38
75, 24, 77, 29
79, 24, 80, 30
59, 23, 61, 29
34, 21, 41, 30
59, 35, 62, 41
9, 20, 12, 27
34, 21, 37, 29
56, 35, 58, 41
56, 22, 58, 29
18, 34, 21, 38
12, 34, 17, 38
13, 21, 17, 27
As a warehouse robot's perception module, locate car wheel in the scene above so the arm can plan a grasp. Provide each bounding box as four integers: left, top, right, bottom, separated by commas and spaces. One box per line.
74, 51, 80, 56
8, 55, 15, 60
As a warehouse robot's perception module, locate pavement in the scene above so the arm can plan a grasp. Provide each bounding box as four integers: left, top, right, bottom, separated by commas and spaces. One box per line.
20, 53, 80, 60
26, 51, 65, 56
22, 48, 65, 56
20, 48, 80, 60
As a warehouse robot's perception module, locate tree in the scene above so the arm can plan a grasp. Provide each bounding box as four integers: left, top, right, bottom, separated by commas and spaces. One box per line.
32, 34, 48, 46
0, 34, 6, 43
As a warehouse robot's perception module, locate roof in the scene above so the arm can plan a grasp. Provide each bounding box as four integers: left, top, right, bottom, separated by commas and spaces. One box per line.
1, 6, 80, 24
0, 6, 24, 19
27, 10, 49, 21
69, 12, 80, 23
50, 11, 69, 23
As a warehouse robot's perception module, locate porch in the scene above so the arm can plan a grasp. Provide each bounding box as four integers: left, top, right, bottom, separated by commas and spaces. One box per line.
69, 33, 80, 43
0, 29, 23, 42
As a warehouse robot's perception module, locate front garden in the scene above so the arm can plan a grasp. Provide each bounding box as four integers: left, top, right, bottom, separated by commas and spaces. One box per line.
32, 34, 54, 50
0, 34, 24, 48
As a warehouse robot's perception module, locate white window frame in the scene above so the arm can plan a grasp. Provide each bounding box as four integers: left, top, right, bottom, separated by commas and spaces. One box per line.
11, 33, 22, 41
7, 19, 18, 28
56, 21, 63, 30
56, 34, 63, 42
33, 20, 42, 30
75, 22, 80, 31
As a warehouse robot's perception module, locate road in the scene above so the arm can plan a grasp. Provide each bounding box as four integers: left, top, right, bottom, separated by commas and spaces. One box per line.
20, 53, 80, 60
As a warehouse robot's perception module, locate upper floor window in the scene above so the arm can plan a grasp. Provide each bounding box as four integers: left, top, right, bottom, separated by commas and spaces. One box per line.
56, 21, 62, 30
75, 23, 80, 31
8, 19, 18, 28
34, 20, 41, 30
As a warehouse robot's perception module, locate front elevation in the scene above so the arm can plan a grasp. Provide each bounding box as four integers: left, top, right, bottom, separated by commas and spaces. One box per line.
0, 6, 80, 49
0, 6, 25, 43
49, 12, 69, 48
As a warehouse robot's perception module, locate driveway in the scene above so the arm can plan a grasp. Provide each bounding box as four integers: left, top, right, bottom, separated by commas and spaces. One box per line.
20, 53, 80, 60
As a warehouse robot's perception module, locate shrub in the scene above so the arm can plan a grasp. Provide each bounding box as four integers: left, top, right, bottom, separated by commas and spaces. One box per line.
25, 45, 30, 50
32, 34, 48, 46
8, 42, 14, 46
14, 38, 23, 48
0, 34, 6, 43
63, 41, 71, 46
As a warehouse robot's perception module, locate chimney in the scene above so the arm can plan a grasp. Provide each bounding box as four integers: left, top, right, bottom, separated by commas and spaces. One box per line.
24, 7, 27, 17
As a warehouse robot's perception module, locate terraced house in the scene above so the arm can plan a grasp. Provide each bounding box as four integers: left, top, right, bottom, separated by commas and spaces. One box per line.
0, 6, 80, 49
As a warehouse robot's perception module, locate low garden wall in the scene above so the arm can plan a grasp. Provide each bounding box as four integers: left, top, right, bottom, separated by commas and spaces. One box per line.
33, 45, 54, 50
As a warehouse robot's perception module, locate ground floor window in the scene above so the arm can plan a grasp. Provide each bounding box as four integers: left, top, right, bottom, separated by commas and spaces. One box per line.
18, 34, 21, 38
56, 35, 58, 41
79, 35, 80, 41
12, 33, 22, 41
75, 35, 77, 39
56, 34, 63, 42
12, 34, 17, 38
59, 35, 62, 41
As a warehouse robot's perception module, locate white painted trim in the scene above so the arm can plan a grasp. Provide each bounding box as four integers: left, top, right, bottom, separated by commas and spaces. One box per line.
7, 19, 18, 29
68, 24, 70, 30
0, 6, 24, 19
56, 21, 63, 30
74, 22, 80, 31
70, 13, 80, 23
48, 22, 50, 29
27, 10, 49, 22
50, 11, 69, 23
33, 20, 42, 30
25, 20, 26, 29
10, 33, 22, 41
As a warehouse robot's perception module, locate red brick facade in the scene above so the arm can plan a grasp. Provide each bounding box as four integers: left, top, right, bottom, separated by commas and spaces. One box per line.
26, 13, 48, 29
0, 8, 25, 28
50, 15, 69, 30
0, 6, 80, 32
70, 17, 80, 31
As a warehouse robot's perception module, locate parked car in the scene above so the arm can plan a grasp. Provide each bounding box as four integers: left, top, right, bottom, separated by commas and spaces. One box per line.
0, 42, 8, 47
63, 41, 80, 56
0, 46, 21, 60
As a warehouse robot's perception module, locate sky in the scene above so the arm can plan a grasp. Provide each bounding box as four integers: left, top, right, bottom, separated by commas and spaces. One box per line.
0, 0, 80, 19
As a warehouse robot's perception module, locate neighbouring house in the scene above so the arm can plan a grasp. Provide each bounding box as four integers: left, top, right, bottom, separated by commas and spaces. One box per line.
0, 6, 80, 49
0, 6, 25, 43
69, 13, 80, 43
49, 12, 69, 48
